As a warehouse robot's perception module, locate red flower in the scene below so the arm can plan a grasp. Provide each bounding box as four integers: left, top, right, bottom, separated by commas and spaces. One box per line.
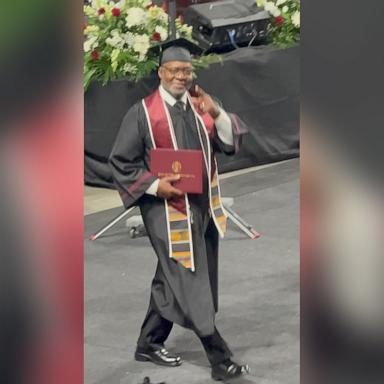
91, 50, 100, 61
162, 2, 168, 12
111, 7, 121, 17
274, 16, 284, 26
179, 15, 184, 24
152, 32, 161, 41
98, 7, 105, 15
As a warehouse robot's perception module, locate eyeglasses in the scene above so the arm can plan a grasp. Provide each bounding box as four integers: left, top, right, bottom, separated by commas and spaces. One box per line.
162, 66, 193, 76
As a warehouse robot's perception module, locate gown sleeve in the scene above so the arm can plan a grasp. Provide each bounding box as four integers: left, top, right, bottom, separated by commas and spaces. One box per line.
211, 101, 248, 155
108, 103, 157, 208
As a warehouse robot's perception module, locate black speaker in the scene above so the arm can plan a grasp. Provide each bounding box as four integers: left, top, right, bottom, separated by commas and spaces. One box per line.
184, 0, 270, 53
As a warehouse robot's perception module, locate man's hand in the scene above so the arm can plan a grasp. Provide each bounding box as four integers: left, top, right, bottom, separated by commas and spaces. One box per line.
156, 174, 183, 199
191, 85, 220, 119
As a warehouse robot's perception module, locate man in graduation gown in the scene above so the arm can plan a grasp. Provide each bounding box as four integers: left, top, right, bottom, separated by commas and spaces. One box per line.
109, 39, 249, 381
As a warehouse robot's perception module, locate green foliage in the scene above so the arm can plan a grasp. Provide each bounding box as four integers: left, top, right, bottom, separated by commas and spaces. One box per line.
83, 0, 218, 91
257, 0, 300, 48
192, 54, 222, 71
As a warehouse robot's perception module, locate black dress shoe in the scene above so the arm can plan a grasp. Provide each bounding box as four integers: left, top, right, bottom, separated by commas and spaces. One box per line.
135, 347, 182, 367
211, 360, 250, 381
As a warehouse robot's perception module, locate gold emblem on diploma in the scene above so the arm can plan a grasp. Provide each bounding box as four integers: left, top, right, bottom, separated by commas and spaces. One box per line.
172, 160, 182, 173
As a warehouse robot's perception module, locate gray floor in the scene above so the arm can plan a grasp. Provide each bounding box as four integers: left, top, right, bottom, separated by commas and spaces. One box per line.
85, 159, 299, 384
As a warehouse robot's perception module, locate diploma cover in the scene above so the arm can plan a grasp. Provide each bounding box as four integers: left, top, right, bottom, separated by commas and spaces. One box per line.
150, 149, 203, 194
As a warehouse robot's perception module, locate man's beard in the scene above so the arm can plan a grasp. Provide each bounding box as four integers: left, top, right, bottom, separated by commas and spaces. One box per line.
165, 82, 191, 99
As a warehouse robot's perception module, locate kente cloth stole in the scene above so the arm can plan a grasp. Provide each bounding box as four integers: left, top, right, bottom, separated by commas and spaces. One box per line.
142, 89, 227, 272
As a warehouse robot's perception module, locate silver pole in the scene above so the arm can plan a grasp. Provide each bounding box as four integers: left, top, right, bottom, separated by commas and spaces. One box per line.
90, 206, 136, 241
223, 205, 260, 239
168, 0, 177, 39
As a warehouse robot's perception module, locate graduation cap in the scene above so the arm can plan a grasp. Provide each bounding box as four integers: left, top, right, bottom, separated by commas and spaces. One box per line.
150, 38, 204, 65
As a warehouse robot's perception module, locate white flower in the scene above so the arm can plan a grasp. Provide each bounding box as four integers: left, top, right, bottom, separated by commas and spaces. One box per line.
123, 63, 137, 74
84, 5, 97, 18
84, 25, 99, 36
126, 7, 147, 28
84, 36, 98, 52
282, 5, 288, 13
264, 2, 281, 17
263, 1, 273, 11
91, 0, 109, 8
123, 32, 135, 46
177, 23, 193, 38
132, 34, 150, 59
155, 25, 168, 41
291, 10, 300, 27
276, 0, 287, 6
106, 29, 125, 49
147, 6, 168, 23
84, 36, 99, 52
141, 0, 152, 7
114, 0, 126, 8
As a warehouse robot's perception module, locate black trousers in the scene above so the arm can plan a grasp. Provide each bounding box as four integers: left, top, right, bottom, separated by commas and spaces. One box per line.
137, 301, 232, 367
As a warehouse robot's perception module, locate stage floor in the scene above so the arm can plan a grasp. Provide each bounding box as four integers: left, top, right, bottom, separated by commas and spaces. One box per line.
85, 158, 299, 384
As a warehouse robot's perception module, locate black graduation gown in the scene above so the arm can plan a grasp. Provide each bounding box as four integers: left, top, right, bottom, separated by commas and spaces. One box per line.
109, 96, 245, 337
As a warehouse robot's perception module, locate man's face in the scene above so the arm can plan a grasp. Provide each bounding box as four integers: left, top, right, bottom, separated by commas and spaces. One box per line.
158, 60, 193, 99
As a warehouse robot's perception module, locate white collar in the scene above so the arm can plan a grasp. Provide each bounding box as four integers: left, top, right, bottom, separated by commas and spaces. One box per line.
159, 85, 188, 109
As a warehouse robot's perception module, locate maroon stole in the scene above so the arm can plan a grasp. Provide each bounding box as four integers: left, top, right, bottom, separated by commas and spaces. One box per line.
142, 89, 227, 271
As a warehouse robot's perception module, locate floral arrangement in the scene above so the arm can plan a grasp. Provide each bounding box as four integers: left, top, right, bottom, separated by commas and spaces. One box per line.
83, 0, 218, 90
257, 0, 300, 48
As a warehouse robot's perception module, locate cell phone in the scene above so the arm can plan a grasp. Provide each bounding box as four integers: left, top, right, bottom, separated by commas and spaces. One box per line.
189, 84, 199, 97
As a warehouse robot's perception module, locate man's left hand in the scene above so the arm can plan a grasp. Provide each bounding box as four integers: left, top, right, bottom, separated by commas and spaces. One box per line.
191, 85, 220, 119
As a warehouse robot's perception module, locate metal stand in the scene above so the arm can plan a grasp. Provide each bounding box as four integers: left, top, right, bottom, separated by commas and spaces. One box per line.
223, 206, 260, 239
90, 206, 136, 241
90, 204, 260, 241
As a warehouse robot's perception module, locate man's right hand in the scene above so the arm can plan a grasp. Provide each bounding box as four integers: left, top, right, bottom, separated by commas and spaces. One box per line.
156, 174, 183, 199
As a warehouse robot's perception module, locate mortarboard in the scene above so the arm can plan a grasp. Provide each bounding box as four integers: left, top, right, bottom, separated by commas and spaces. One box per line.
150, 37, 204, 65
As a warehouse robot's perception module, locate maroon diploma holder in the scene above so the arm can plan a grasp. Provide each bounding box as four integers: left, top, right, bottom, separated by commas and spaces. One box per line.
150, 149, 203, 194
